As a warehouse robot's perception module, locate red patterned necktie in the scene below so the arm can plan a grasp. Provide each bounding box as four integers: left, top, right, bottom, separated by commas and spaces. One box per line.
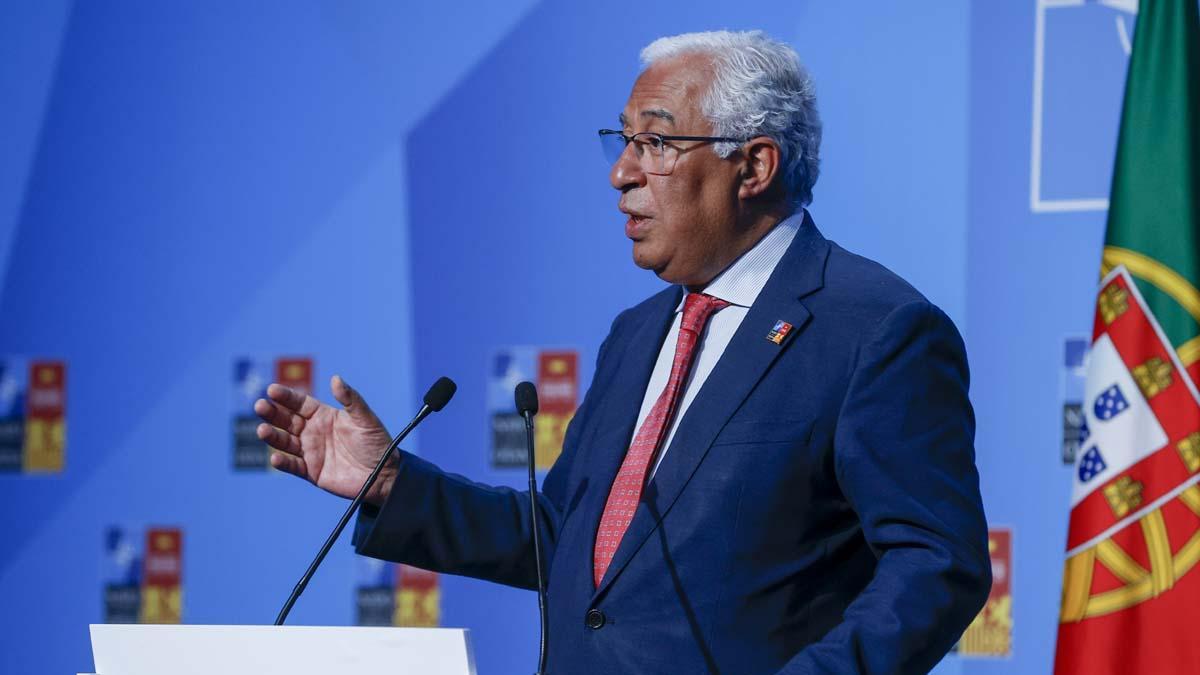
592, 292, 730, 587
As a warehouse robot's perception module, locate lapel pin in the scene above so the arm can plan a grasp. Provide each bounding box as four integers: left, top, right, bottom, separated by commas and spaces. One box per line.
766, 320, 793, 345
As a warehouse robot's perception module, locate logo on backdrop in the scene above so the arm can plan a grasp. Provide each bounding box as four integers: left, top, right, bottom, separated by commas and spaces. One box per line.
232, 356, 313, 470
956, 527, 1013, 658
0, 359, 66, 473
1062, 337, 1090, 465
488, 348, 578, 470
103, 526, 183, 624
354, 557, 440, 627
1030, 0, 1137, 213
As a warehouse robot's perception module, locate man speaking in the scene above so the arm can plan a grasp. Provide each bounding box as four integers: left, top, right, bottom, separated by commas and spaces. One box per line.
255, 30, 991, 674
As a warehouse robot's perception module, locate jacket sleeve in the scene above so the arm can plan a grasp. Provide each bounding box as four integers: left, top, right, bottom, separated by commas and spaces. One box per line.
779, 300, 992, 674
350, 318, 620, 589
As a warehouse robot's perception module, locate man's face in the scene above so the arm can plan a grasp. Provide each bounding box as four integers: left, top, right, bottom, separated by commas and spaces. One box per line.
612, 54, 745, 288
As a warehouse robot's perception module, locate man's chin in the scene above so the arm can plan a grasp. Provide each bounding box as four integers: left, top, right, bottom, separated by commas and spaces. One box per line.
631, 245, 666, 274
634, 254, 685, 285
634, 244, 701, 285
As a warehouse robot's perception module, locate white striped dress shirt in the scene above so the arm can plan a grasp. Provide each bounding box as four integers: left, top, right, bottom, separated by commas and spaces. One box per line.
641, 211, 802, 478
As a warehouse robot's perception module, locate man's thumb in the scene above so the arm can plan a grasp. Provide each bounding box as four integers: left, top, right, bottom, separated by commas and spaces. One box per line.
332, 374, 375, 423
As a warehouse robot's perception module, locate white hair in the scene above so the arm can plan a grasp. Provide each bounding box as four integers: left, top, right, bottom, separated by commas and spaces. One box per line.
640, 30, 822, 206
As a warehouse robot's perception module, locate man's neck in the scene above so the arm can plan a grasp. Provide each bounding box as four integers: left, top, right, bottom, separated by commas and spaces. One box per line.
686, 205, 798, 293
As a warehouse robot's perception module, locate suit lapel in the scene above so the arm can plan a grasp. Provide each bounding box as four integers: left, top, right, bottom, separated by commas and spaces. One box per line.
592, 213, 830, 599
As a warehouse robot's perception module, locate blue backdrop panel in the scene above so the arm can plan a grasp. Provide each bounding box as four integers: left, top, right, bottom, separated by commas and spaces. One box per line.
0, 1, 1152, 673
0, 1, 538, 673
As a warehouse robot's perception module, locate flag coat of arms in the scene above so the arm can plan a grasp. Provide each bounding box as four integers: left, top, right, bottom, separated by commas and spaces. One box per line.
1056, 0, 1200, 672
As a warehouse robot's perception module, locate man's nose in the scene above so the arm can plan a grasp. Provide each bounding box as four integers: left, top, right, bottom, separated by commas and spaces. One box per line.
610, 142, 646, 191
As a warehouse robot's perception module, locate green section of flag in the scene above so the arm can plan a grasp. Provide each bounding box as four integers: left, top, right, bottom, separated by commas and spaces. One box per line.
1105, 0, 1200, 350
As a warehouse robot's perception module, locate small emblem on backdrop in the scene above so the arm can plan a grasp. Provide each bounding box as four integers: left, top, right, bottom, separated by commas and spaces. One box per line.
103, 527, 142, 623
354, 558, 440, 627
489, 348, 578, 469
0, 358, 67, 473
102, 525, 183, 623
355, 556, 396, 626
1062, 337, 1090, 464
233, 356, 313, 470
140, 528, 183, 623
955, 527, 1013, 658
395, 565, 440, 627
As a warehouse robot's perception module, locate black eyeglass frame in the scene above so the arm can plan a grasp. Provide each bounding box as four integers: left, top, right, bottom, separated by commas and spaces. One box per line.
597, 128, 748, 174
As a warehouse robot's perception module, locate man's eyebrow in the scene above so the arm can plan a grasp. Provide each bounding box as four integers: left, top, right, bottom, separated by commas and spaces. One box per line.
641, 108, 675, 125
617, 109, 676, 128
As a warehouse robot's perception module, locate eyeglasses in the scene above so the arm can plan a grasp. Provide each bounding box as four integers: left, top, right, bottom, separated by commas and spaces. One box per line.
597, 129, 746, 175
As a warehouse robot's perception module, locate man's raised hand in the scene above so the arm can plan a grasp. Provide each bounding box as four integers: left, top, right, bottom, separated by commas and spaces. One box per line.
254, 375, 397, 505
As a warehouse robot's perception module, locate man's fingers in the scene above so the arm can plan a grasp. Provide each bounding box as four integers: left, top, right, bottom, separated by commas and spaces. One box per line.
266, 383, 320, 418
331, 375, 381, 427
331, 374, 354, 407
253, 398, 305, 436
257, 423, 302, 456
270, 450, 309, 479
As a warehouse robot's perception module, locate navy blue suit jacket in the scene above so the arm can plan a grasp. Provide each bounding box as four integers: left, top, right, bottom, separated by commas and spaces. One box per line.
354, 213, 991, 674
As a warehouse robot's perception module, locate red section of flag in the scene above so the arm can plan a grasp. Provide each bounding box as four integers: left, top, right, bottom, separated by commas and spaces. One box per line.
1057, 568, 1200, 673
1069, 447, 1198, 549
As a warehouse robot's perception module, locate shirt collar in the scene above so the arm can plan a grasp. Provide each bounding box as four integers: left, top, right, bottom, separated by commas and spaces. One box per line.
675, 210, 803, 312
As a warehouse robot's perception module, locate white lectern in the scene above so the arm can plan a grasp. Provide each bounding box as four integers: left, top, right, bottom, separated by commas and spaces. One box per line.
80, 624, 477, 675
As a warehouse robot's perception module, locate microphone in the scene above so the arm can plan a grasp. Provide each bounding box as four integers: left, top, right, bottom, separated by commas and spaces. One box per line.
274, 376, 458, 625
515, 381, 549, 675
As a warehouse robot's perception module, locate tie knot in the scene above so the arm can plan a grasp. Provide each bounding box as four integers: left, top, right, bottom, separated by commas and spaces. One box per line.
680, 293, 730, 334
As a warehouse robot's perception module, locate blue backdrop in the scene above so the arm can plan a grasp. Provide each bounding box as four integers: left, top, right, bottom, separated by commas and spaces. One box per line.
0, 1, 1135, 673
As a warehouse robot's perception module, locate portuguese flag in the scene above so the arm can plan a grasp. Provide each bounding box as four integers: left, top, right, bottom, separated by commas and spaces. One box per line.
1055, 0, 1200, 673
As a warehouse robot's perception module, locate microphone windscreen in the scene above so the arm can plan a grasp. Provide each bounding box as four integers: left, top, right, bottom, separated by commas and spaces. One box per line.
423, 377, 457, 412
514, 381, 539, 416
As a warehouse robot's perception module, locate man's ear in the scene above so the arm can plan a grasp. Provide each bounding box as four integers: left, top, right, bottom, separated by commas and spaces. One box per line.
737, 137, 783, 200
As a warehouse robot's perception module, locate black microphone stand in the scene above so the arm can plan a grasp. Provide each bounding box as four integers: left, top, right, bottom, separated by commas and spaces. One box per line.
517, 382, 549, 675
274, 377, 456, 625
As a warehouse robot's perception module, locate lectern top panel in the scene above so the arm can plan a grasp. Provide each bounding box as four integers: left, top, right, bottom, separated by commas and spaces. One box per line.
89, 624, 476, 675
